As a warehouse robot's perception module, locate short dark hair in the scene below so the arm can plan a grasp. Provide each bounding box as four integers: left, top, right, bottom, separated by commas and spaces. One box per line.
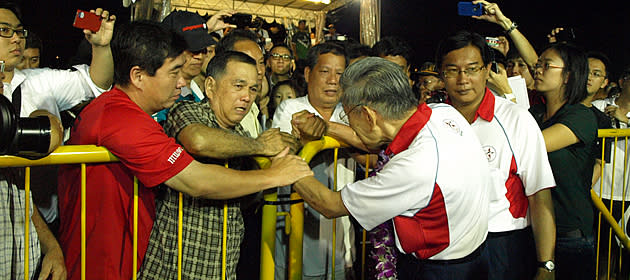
345, 41, 374, 61
304, 41, 347, 70
25, 31, 42, 51
340, 57, 418, 120
215, 29, 260, 55
206, 51, 257, 80
0, 1, 23, 24
298, 20, 306, 25
587, 51, 611, 78
435, 30, 492, 69
544, 43, 589, 105
372, 36, 412, 65
111, 20, 187, 86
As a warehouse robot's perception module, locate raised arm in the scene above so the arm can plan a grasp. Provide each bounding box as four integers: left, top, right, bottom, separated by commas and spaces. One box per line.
84, 8, 116, 90
165, 148, 313, 199
473, 0, 538, 67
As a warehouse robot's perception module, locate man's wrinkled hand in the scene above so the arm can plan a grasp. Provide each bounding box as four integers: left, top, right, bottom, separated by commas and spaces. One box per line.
84, 8, 116, 47
291, 110, 327, 142
256, 128, 300, 156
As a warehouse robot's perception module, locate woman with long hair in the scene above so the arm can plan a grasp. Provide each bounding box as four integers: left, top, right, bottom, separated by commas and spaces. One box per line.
529, 42, 598, 279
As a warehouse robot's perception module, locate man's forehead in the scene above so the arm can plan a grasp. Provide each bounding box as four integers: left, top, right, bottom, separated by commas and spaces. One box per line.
0, 9, 22, 27
219, 61, 258, 81
314, 53, 345, 68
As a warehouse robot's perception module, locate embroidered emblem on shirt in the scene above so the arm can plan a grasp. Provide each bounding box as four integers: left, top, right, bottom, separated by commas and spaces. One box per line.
483, 145, 496, 162
442, 119, 462, 135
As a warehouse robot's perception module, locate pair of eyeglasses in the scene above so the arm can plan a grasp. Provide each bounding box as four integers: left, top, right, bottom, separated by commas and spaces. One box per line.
0, 27, 27, 39
338, 104, 364, 123
270, 53, 292, 61
442, 65, 485, 79
533, 62, 564, 72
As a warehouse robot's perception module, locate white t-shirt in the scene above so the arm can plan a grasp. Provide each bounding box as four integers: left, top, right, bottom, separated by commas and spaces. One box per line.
2, 65, 107, 118
592, 98, 630, 201
341, 103, 490, 260
470, 90, 556, 232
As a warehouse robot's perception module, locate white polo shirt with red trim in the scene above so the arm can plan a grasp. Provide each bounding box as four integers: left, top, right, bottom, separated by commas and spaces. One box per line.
469, 89, 555, 232
341, 103, 491, 260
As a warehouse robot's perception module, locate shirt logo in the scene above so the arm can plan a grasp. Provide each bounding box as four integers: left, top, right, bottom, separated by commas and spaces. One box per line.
167, 147, 184, 164
483, 145, 496, 162
442, 119, 462, 135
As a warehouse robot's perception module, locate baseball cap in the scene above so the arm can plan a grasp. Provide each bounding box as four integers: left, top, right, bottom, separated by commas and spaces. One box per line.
162, 11, 216, 52
418, 62, 439, 77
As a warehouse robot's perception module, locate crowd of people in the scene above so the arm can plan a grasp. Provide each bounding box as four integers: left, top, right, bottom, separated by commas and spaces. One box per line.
2, 0, 630, 280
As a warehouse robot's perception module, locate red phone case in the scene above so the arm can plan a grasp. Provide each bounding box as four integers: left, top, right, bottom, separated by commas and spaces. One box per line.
73, 9, 101, 33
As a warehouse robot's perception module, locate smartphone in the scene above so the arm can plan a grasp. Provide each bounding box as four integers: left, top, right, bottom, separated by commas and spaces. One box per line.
485, 37, 500, 48
73, 9, 101, 33
491, 61, 499, 73
458, 2, 483, 16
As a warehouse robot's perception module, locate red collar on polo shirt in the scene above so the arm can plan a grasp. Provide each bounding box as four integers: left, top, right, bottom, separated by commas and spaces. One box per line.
446, 87, 495, 123
385, 103, 432, 156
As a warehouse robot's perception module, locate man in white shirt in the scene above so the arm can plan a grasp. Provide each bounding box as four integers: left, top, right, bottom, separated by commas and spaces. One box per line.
293, 56, 492, 280
271, 41, 364, 279
437, 30, 556, 280
0, 5, 115, 119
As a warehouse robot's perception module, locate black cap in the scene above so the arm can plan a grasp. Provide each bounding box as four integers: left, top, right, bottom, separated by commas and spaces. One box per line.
418, 62, 439, 77
162, 11, 216, 52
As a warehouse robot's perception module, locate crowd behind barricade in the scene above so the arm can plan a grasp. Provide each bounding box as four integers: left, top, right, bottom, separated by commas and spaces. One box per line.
2, 0, 630, 279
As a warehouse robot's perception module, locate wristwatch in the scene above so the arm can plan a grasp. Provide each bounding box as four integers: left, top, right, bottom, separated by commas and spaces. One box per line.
538, 260, 555, 272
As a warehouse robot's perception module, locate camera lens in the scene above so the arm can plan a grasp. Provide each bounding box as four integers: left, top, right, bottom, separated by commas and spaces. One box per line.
0, 94, 52, 157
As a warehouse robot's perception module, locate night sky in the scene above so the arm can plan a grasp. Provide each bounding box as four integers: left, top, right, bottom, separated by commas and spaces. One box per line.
17, 0, 630, 79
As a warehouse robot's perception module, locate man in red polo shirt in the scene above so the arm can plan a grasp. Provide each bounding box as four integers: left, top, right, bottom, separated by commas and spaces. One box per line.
57, 21, 312, 280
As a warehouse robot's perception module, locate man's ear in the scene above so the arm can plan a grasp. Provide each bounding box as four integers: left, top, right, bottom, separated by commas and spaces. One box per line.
205, 76, 216, 100
129, 66, 144, 88
304, 66, 311, 84
362, 106, 379, 131
601, 78, 609, 90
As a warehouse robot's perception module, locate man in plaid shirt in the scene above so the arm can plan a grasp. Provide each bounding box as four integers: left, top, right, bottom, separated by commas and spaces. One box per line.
139, 51, 297, 279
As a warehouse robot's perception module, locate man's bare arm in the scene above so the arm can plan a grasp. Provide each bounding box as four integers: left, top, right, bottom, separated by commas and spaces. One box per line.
85, 8, 116, 90
293, 176, 350, 219
165, 149, 313, 199
177, 124, 299, 158
528, 189, 556, 279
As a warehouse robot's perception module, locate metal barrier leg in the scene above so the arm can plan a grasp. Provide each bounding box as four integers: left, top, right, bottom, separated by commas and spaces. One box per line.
288, 192, 304, 280
260, 192, 278, 280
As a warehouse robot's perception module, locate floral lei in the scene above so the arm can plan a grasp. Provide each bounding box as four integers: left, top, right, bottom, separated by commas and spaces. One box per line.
367, 150, 398, 280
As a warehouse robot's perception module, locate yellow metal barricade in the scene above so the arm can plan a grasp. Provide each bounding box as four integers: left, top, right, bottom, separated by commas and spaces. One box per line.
0, 145, 231, 280
594, 129, 630, 280
260, 136, 350, 280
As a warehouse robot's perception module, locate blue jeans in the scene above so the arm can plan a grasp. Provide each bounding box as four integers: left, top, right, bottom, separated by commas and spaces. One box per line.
555, 234, 595, 280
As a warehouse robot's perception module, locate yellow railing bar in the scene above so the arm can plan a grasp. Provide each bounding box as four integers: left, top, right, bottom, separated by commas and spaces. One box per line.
0, 145, 118, 167
133, 177, 139, 280
222, 162, 229, 280
24, 167, 30, 280
178, 191, 183, 280
288, 191, 304, 280
81, 163, 86, 280
331, 148, 338, 280
591, 189, 630, 250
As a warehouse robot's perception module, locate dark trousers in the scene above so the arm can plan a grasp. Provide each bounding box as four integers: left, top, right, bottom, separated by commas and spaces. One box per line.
486, 227, 536, 280
555, 232, 595, 280
398, 242, 489, 280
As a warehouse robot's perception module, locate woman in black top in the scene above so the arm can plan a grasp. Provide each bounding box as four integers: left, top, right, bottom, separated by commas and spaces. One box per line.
529, 42, 598, 280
